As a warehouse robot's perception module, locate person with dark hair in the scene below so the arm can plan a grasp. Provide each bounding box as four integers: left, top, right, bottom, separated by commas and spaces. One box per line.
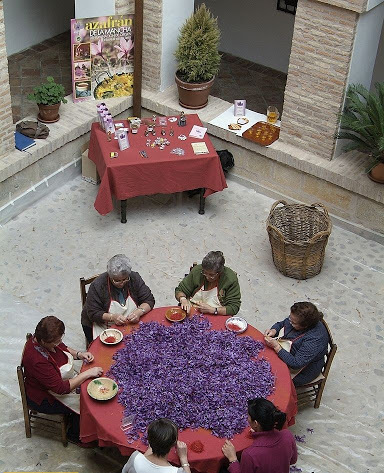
122, 418, 191, 473
264, 301, 329, 386
222, 398, 297, 473
175, 251, 241, 316
81, 254, 155, 343
23, 316, 103, 444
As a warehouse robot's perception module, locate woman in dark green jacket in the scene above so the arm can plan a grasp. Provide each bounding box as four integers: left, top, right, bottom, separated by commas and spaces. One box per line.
175, 251, 241, 316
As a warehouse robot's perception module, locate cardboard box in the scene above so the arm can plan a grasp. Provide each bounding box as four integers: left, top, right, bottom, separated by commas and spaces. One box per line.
82, 149, 100, 185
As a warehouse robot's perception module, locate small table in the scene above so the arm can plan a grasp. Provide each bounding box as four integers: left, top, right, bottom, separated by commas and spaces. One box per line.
80, 308, 297, 473
88, 114, 227, 222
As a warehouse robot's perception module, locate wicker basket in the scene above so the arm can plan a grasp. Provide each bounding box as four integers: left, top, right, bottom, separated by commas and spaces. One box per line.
266, 200, 332, 280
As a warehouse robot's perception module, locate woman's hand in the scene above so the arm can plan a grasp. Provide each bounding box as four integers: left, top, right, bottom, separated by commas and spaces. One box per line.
176, 440, 189, 464
126, 309, 141, 324
79, 351, 94, 362
85, 366, 103, 379
110, 313, 127, 325
264, 328, 276, 337
222, 439, 237, 463
179, 297, 191, 313
264, 336, 281, 352
193, 301, 213, 313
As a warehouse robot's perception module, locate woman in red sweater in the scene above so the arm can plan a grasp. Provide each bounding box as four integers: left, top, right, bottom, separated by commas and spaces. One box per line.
222, 399, 298, 473
23, 316, 103, 444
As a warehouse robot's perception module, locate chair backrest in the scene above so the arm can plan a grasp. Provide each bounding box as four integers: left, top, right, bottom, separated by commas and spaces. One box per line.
185, 262, 197, 277
80, 274, 99, 306
321, 319, 337, 378
18, 333, 33, 428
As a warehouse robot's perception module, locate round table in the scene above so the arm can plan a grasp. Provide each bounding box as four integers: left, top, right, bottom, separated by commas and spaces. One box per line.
80, 307, 297, 473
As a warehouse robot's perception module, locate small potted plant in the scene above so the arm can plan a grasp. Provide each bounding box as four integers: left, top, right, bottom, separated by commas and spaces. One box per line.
174, 3, 221, 109
338, 82, 384, 183
27, 76, 67, 123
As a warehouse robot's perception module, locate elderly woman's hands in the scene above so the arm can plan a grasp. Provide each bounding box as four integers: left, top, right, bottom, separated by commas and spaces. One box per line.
264, 336, 281, 353
78, 351, 94, 362
222, 439, 237, 463
85, 366, 103, 378
179, 296, 191, 313
264, 328, 277, 337
109, 313, 126, 325
193, 301, 213, 314
126, 309, 142, 324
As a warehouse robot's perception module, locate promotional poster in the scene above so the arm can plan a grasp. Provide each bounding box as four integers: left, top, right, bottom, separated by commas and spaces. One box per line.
70, 15, 134, 102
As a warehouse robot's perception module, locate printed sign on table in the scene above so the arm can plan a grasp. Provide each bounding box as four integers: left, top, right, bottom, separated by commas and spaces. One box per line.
71, 15, 134, 102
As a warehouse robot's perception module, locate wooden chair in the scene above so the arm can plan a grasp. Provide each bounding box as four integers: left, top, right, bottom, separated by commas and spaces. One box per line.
296, 320, 337, 408
80, 274, 99, 306
80, 275, 99, 347
17, 334, 68, 446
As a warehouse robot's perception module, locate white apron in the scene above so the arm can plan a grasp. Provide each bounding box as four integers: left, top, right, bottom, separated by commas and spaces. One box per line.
92, 295, 137, 340
190, 284, 222, 309
277, 330, 306, 379
49, 350, 82, 414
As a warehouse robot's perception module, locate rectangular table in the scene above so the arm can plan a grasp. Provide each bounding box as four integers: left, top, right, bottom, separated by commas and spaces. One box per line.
88, 114, 227, 222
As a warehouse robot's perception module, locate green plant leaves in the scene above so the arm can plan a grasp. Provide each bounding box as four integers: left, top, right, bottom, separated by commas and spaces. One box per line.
27, 76, 68, 105
338, 82, 384, 163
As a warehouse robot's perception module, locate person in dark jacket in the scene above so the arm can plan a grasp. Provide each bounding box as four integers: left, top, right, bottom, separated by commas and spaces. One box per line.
222, 398, 297, 473
264, 301, 329, 386
81, 254, 155, 344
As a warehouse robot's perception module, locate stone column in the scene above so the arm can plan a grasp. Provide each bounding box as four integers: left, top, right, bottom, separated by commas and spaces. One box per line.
0, 1, 15, 158
279, 0, 362, 160
116, 0, 162, 91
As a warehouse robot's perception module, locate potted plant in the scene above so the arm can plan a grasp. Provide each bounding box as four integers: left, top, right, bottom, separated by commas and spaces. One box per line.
27, 76, 67, 123
338, 82, 384, 183
174, 3, 221, 109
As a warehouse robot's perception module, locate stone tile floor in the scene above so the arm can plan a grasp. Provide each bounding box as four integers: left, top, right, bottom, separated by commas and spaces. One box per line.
0, 175, 383, 472
7, 33, 286, 123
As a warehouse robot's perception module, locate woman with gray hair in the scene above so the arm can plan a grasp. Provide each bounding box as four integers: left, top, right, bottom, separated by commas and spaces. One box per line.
175, 251, 241, 316
81, 254, 155, 343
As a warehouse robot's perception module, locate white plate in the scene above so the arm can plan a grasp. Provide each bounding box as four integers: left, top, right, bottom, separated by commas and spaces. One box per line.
100, 328, 123, 345
87, 377, 118, 401
225, 316, 248, 334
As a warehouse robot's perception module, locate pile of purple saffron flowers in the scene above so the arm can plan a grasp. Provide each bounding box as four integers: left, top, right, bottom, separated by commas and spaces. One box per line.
108, 316, 275, 442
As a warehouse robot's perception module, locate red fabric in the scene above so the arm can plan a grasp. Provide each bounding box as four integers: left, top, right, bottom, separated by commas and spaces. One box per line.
88, 114, 227, 215
80, 308, 297, 473
23, 339, 71, 405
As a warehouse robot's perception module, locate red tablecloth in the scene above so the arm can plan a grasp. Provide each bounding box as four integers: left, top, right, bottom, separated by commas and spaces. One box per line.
88, 114, 227, 215
80, 308, 297, 473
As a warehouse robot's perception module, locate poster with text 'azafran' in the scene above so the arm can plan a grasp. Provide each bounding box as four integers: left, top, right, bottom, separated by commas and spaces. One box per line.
71, 15, 134, 103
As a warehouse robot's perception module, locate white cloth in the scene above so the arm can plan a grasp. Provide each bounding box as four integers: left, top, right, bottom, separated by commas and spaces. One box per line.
92, 295, 136, 339
49, 351, 81, 414
190, 284, 222, 308
122, 451, 185, 473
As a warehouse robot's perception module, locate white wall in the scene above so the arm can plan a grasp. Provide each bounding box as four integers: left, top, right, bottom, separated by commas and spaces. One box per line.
3, 0, 75, 56
75, 0, 115, 18
195, 0, 295, 73
371, 20, 384, 89
161, 0, 195, 91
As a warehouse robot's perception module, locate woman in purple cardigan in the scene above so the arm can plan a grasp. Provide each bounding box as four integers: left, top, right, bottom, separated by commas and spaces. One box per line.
222, 399, 297, 473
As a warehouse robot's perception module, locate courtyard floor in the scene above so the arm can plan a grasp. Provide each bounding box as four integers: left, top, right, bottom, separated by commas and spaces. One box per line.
0, 175, 382, 472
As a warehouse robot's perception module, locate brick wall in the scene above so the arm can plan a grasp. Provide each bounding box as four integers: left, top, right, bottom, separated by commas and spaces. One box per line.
116, 0, 162, 91
280, 0, 358, 160
0, 2, 15, 158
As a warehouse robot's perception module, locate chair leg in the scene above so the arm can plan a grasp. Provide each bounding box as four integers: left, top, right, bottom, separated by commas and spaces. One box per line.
314, 380, 326, 408
61, 415, 68, 447
24, 411, 32, 438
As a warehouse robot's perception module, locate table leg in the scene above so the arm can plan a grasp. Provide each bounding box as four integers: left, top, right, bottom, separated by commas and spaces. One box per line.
199, 188, 205, 215
121, 200, 127, 223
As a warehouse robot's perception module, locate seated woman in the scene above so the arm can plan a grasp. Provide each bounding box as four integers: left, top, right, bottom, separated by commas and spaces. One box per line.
81, 254, 155, 344
175, 251, 241, 316
264, 301, 329, 386
23, 316, 103, 443
222, 398, 297, 473
122, 418, 191, 473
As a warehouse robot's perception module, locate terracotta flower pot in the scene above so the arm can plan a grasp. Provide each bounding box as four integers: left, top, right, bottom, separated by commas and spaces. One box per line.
37, 103, 61, 123
368, 162, 384, 184
175, 73, 215, 110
